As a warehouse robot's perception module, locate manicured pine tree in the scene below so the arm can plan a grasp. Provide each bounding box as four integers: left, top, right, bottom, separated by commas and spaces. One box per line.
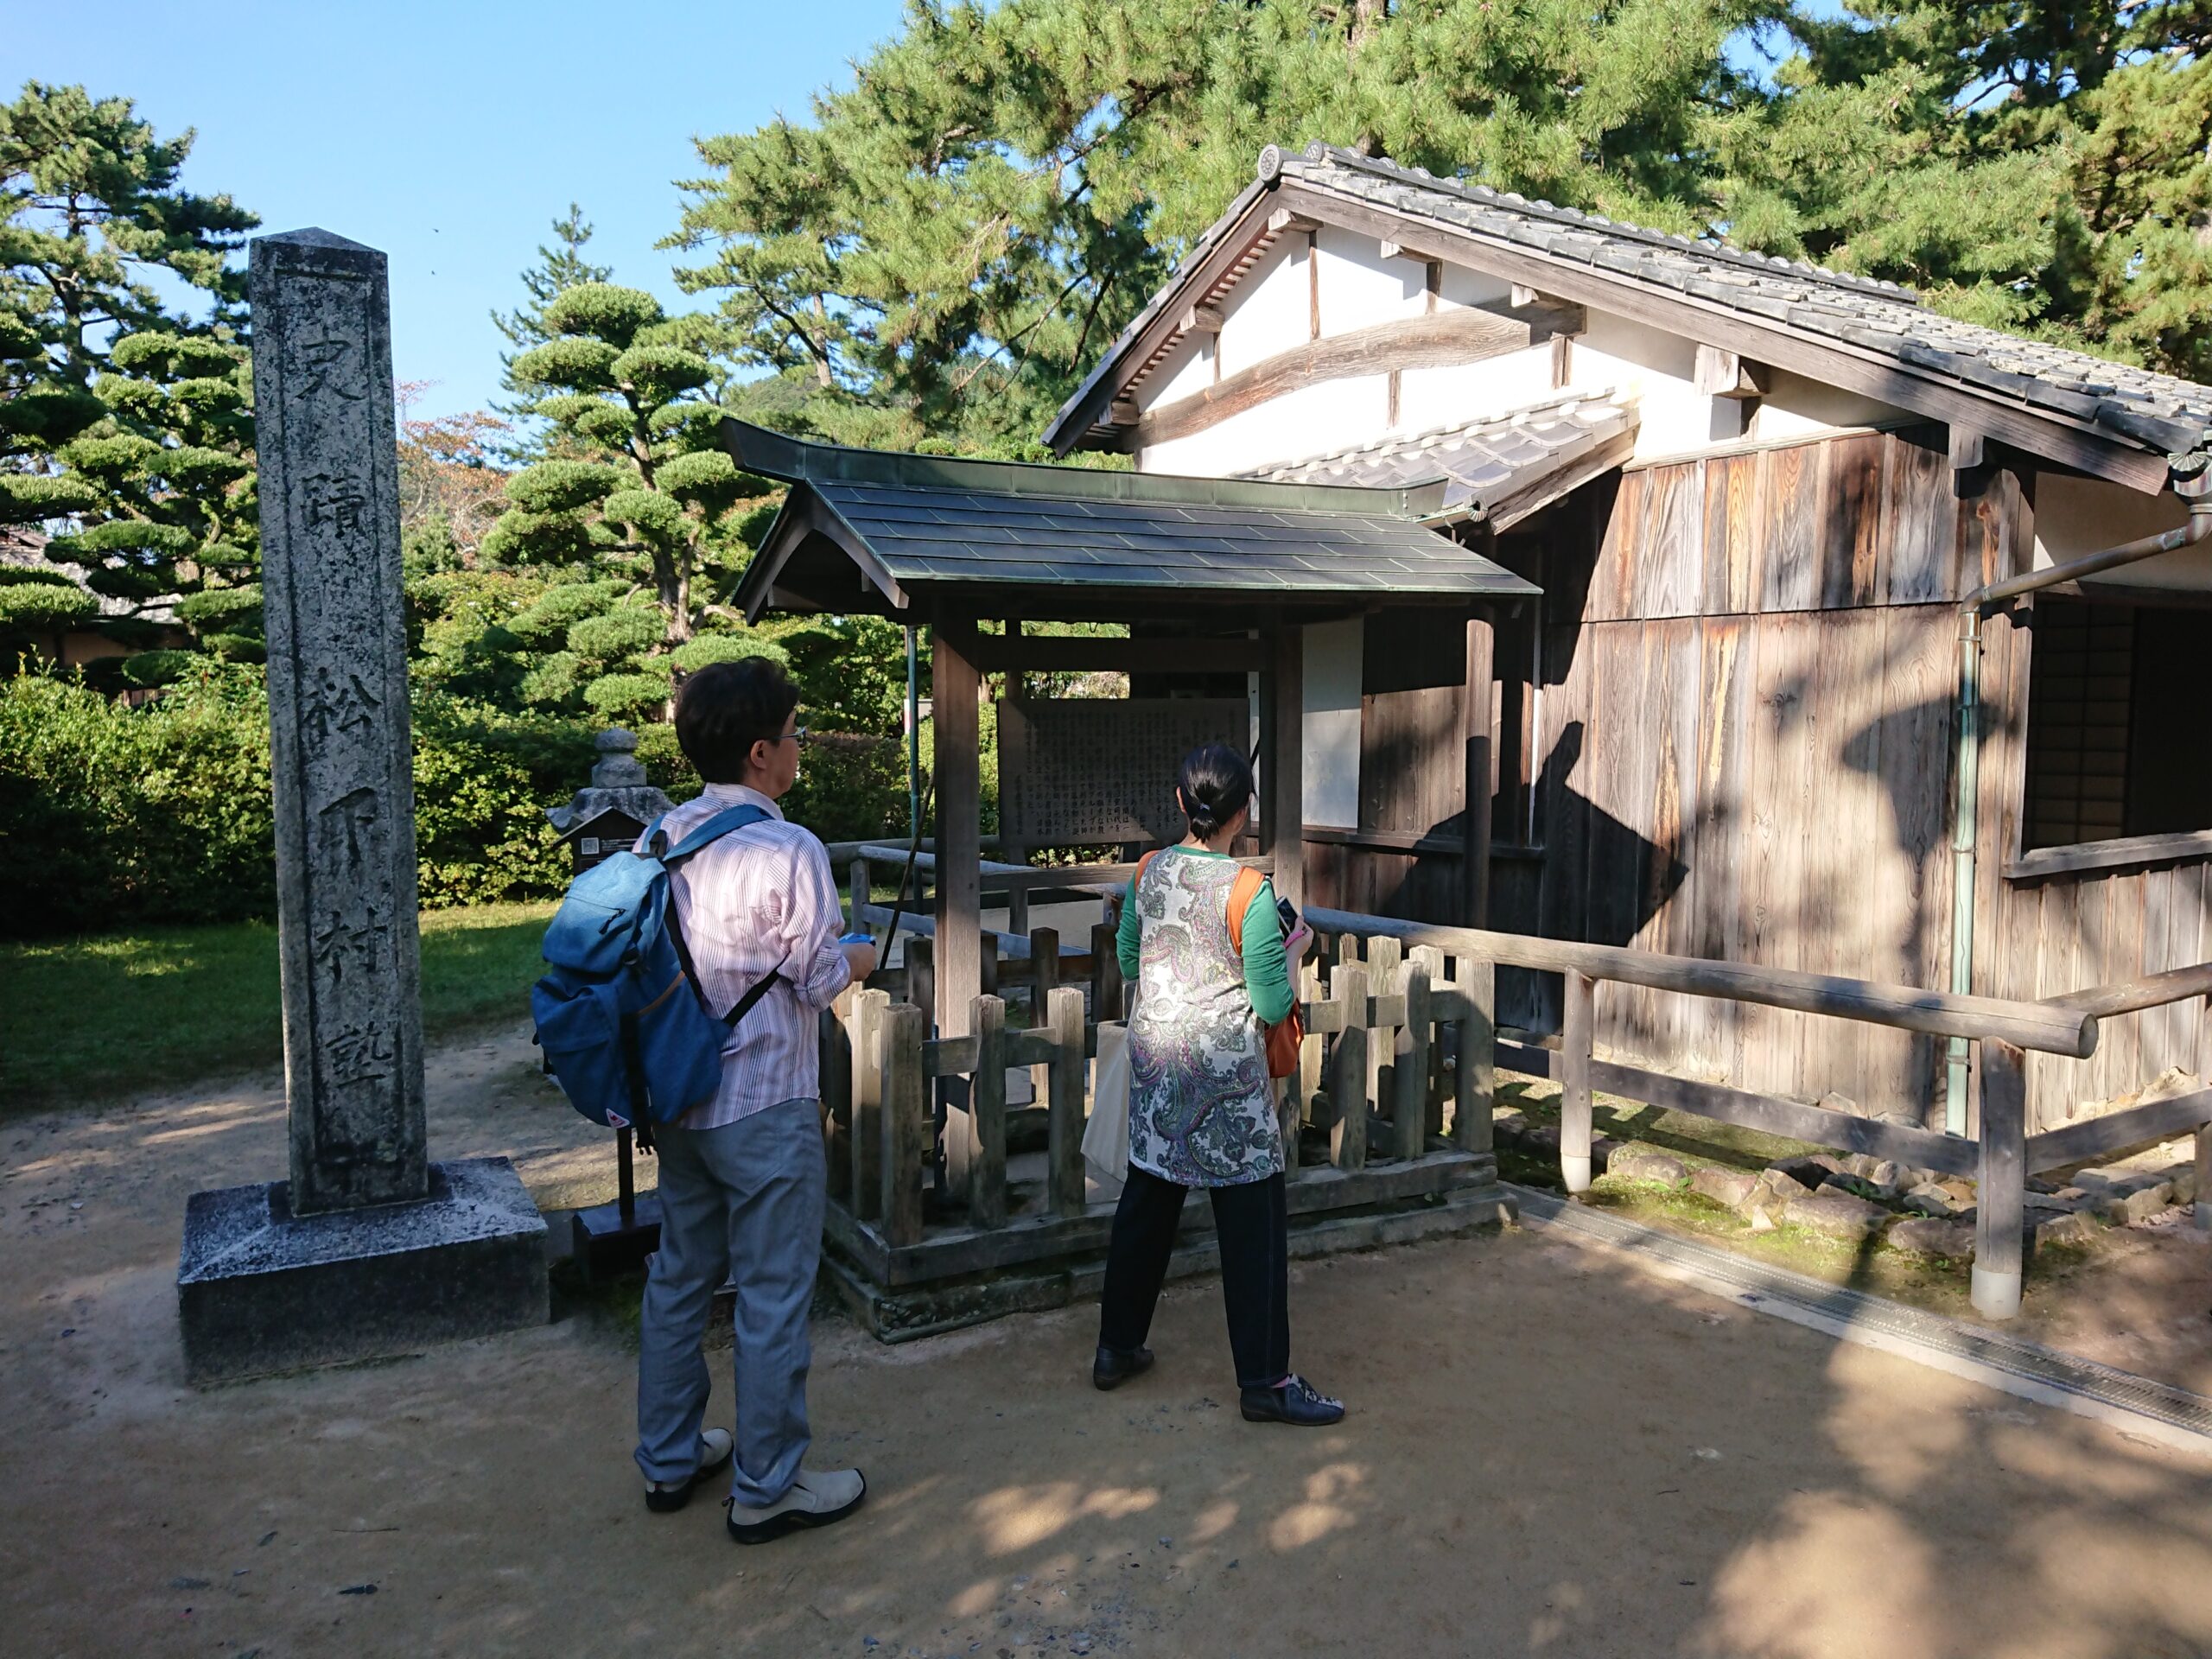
0, 81, 260, 682
478, 281, 779, 721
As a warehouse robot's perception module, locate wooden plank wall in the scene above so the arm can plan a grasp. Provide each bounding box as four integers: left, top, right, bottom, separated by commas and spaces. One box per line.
1299, 424, 2209, 1127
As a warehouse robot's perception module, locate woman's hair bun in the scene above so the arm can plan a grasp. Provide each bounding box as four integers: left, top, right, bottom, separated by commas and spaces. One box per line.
1176, 741, 1254, 839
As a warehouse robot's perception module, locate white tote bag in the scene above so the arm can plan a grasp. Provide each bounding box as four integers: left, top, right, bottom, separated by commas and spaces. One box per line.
1083, 1020, 1132, 1201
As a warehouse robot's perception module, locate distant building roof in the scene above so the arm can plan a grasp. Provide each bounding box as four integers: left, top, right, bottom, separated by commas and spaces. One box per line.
1239, 388, 1638, 531
1046, 143, 2212, 496
720, 419, 1540, 623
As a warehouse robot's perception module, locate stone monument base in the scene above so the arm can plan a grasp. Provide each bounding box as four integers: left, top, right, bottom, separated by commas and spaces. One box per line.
179, 1157, 547, 1385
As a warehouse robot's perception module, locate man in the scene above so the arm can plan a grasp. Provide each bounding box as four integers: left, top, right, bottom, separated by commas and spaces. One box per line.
633, 655, 877, 1544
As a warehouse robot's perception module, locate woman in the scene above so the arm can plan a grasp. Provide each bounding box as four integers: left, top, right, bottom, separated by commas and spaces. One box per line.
1092, 742, 1344, 1427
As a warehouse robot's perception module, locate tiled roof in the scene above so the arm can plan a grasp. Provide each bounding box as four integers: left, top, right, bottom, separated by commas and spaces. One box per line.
1046, 143, 2212, 485
721, 418, 1540, 620
1238, 389, 1638, 529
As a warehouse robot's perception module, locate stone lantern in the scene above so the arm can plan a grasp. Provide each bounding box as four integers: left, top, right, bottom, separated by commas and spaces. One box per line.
545, 728, 676, 873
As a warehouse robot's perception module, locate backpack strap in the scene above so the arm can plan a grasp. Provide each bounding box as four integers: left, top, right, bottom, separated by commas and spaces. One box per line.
662, 803, 774, 864
658, 802, 785, 1025
1226, 864, 1267, 955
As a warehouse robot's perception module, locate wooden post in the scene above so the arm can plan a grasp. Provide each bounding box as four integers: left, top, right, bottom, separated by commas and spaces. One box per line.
1091, 921, 1122, 1027
932, 614, 982, 1038
1029, 925, 1060, 1112
1330, 962, 1370, 1170
2195, 1118, 2211, 1235
848, 855, 871, 937
1411, 944, 1447, 1135
1561, 969, 1595, 1193
1396, 958, 1432, 1161
1465, 613, 1495, 929
846, 989, 885, 1220
1046, 984, 1088, 1217
880, 1001, 928, 1247
970, 994, 1007, 1230
906, 938, 935, 1046
1296, 957, 1325, 1147
1003, 842, 1031, 937
2199, 1001, 2210, 1235
1453, 956, 1496, 1154
1265, 622, 1306, 910
1367, 934, 1402, 1116
818, 1004, 853, 1204
1974, 1038, 2028, 1319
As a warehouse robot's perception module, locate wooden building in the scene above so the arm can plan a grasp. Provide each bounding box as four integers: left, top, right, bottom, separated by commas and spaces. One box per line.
1042, 142, 2212, 1135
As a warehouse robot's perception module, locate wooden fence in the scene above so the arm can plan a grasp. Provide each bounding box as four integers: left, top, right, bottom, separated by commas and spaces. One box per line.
816, 916, 1502, 1293
823, 848, 2211, 1323
1302, 906, 2212, 1319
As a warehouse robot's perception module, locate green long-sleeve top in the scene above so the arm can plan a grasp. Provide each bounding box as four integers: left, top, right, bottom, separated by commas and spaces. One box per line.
1116, 848, 1296, 1025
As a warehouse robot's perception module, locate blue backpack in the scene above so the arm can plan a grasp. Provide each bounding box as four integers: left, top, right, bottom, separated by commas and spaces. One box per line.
531, 804, 780, 1143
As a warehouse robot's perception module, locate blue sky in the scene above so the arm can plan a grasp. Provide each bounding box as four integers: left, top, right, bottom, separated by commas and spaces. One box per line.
10, 0, 909, 422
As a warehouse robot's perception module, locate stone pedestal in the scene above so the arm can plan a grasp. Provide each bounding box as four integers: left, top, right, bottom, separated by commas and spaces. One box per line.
178, 230, 546, 1382
179, 1159, 547, 1384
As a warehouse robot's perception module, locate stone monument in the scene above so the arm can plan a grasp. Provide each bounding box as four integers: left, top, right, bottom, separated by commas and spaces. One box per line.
178, 230, 546, 1385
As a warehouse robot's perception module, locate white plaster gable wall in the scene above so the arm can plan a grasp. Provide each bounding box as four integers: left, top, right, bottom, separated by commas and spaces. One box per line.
2033, 474, 2206, 589
1569, 311, 1713, 460
1301, 618, 1363, 828
1748, 368, 1905, 441
1217, 236, 1307, 376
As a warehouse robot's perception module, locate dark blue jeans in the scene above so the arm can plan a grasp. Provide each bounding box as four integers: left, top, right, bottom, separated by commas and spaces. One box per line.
1098, 1164, 1290, 1389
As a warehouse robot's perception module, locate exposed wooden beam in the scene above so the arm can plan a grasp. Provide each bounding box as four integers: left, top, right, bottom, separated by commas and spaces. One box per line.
1694, 344, 1768, 398
1133, 302, 1570, 450
1180, 301, 1224, 334
1270, 180, 2172, 493
1268, 206, 1319, 235
1109, 394, 1139, 424
1948, 426, 1989, 470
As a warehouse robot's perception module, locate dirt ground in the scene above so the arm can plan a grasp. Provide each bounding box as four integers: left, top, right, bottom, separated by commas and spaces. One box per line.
10, 1031, 2212, 1659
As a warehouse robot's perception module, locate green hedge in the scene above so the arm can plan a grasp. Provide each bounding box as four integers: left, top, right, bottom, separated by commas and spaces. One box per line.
0, 665, 909, 937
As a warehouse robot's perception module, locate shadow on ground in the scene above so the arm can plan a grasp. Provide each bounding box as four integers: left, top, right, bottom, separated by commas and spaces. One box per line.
5, 1026, 2212, 1658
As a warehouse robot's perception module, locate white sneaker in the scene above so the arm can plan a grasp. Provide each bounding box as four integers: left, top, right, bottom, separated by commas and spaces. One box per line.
644, 1427, 734, 1513
725, 1465, 868, 1544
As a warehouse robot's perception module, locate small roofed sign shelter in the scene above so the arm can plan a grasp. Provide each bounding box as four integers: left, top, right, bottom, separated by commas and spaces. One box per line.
721, 418, 1538, 1193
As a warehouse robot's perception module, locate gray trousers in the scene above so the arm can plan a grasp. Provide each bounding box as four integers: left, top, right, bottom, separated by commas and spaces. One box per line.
634, 1098, 825, 1508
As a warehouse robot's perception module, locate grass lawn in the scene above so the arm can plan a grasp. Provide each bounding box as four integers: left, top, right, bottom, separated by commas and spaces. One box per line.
0, 901, 556, 1111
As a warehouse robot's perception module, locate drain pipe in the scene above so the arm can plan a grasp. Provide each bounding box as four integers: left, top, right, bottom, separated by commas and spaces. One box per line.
1943, 497, 2212, 1135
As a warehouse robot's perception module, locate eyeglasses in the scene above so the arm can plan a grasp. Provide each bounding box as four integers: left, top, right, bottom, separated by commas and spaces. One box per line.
768, 726, 810, 747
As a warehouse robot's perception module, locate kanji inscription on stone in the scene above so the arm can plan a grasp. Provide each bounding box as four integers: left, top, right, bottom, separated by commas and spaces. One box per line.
997, 697, 1250, 846
250, 230, 427, 1215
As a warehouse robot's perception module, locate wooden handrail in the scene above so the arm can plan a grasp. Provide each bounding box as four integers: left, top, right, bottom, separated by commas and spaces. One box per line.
1304, 906, 2097, 1058
2050, 962, 2212, 1020
856, 845, 1273, 895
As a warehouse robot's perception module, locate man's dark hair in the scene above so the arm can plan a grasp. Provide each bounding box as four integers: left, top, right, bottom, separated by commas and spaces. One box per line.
1175, 741, 1253, 839
674, 657, 801, 785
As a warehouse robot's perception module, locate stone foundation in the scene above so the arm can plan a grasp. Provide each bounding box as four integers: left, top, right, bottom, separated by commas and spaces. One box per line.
178, 1157, 547, 1385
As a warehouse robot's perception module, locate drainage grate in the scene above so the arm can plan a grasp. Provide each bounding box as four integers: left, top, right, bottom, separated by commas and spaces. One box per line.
1506, 1182, 2212, 1447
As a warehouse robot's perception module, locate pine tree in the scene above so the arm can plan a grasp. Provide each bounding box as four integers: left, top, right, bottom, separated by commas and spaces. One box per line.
478, 281, 779, 720
666, 0, 1786, 449
1749, 1, 2212, 376
0, 82, 259, 678
491, 205, 614, 458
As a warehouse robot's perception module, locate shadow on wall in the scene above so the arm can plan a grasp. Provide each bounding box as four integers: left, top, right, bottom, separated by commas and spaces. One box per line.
1359, 721, 1687, 1037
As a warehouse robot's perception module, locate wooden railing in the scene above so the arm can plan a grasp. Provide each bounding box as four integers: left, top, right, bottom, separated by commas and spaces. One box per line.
818, 842, 2210, 1321
1300, 906, 2212, 1321
815, 918, 1500, 1290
